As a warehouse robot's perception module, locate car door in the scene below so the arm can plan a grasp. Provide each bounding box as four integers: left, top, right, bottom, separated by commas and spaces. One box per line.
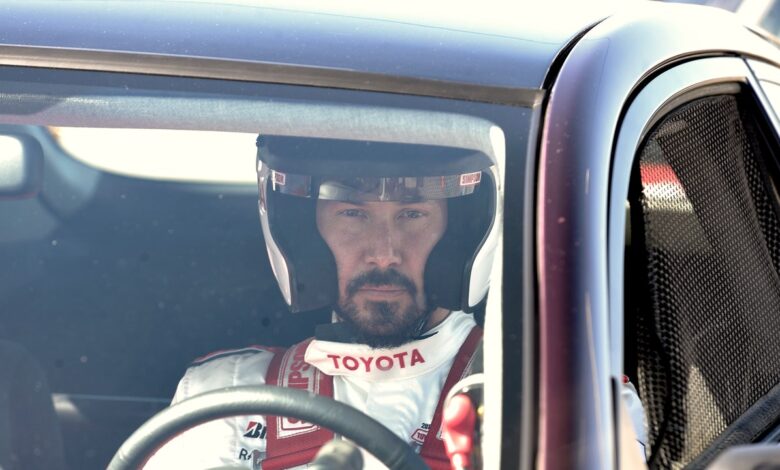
611, 55, 780, 469
537, 5, 780, 469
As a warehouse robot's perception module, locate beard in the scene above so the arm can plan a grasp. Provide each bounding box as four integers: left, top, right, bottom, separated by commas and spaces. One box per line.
335, 268, 432, 348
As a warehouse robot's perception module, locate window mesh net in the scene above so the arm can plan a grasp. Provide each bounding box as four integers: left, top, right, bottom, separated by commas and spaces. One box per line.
632, 94, 780, 468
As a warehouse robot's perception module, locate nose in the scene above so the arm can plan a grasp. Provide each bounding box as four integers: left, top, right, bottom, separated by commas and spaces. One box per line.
364, 223, 402, 269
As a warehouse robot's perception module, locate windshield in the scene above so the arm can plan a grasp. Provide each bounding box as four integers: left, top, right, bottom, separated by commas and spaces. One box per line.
0, 66, 530, 470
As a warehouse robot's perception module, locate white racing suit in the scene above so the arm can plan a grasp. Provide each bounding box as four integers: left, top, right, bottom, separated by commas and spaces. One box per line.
144, 311, 647, 469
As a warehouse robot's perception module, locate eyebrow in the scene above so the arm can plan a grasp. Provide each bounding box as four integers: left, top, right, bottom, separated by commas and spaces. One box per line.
340, 200, 365, 206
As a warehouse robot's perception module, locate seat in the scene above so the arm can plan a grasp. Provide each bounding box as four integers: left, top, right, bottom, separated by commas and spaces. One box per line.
628, 94, 780, 468
0, 340, 67, 470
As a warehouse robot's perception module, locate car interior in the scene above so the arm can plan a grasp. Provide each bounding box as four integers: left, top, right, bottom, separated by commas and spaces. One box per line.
0, 67, 507, 470
0, 122, 326, 468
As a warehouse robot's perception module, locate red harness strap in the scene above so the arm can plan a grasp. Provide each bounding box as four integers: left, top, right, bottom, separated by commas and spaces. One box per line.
419, 326, 482, 470
263, 339, 334, 470
264, 327, 483, 470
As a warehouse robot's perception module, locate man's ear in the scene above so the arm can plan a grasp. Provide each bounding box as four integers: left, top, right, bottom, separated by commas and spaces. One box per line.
424, 190, 491, 312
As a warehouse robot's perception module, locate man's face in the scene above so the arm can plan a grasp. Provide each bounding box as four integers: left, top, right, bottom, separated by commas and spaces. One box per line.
316, 199, 447, 348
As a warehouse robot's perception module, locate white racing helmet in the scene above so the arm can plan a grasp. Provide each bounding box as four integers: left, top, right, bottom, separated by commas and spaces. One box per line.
256, 135, 499, 313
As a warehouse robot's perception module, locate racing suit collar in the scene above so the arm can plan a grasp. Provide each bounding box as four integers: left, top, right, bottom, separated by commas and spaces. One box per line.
305, 310, 475, 382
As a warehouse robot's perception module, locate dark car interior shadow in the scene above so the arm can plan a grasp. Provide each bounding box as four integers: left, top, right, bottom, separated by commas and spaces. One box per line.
0, 340, 67, 470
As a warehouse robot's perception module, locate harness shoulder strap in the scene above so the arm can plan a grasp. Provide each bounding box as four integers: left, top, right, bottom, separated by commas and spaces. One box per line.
420, 326, 483, 470
263, 338, 334, 470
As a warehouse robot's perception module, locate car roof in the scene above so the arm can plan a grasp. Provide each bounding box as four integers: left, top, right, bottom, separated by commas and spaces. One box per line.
0, 1, 776, 107
0, 0, 615, 91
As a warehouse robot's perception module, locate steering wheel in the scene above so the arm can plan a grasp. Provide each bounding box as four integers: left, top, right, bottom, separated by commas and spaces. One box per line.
106, 385, 429, 470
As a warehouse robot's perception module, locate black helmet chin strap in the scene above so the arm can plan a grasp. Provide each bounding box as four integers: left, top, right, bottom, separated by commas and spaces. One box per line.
412, 304, 441, 339
314, 320, 362, 343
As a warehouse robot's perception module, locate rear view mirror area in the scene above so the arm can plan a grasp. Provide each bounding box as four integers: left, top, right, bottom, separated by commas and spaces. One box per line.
0, 134, 43, 199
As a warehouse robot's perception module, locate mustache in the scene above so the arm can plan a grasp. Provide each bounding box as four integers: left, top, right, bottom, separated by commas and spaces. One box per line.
345, 269, 417, 298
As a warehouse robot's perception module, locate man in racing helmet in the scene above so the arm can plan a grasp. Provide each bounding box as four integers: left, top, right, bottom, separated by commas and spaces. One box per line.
145, 135, 646, 469
145, 135, 495, 470
254, 136, 498, 337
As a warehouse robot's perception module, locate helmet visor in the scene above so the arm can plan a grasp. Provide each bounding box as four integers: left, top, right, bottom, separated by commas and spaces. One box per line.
265, 168, 482, 202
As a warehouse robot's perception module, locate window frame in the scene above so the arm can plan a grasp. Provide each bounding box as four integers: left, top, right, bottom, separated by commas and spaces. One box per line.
609, 55, 780, 465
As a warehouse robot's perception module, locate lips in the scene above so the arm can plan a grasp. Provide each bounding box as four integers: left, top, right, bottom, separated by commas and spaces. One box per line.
362, 285, 404, 291
359, 285, 407, 295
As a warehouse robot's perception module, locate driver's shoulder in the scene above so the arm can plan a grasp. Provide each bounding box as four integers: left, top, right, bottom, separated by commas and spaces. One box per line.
173, 345, 284, 402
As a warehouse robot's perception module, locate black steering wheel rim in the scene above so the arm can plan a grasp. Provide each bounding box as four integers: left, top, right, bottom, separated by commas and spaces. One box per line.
107, 385, 428, 470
